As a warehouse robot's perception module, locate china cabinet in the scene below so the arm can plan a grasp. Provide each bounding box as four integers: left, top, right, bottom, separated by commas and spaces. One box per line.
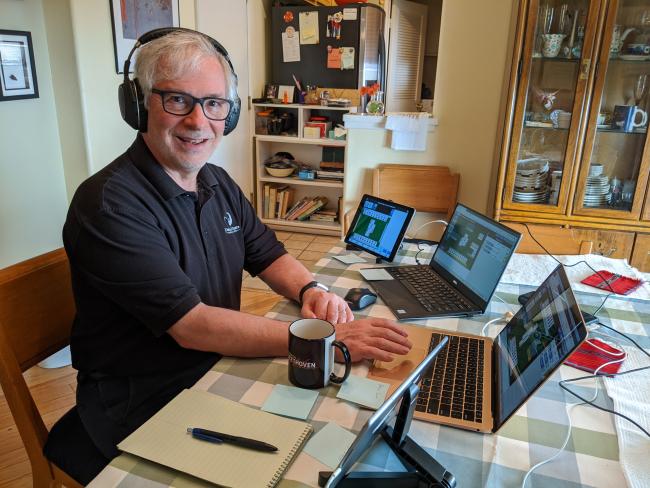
495, 0, 650, 270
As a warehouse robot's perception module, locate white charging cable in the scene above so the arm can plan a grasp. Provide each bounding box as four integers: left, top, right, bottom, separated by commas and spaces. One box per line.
520, 332, 627, 488
408, 219, 448, 240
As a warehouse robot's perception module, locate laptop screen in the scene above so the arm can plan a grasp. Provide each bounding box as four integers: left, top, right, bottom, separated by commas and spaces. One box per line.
431, 204, 521, 302
493, 265, 587, 430
344, 194, 415, 262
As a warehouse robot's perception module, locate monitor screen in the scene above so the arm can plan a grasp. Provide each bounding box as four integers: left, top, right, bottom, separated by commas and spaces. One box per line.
432, 204, 520, 302
344, 194, 415, 262
493, 265, 587, 429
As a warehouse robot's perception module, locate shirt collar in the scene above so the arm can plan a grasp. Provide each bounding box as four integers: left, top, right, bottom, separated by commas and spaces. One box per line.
128, 134, 219, 201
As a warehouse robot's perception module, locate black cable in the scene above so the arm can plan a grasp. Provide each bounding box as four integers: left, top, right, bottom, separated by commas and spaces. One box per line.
414, 242, 429, 265
558, 320, 650, 438
521, 223, 617, 295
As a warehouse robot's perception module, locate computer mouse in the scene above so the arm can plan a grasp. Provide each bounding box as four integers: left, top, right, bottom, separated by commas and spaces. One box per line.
344, 288, 377, 311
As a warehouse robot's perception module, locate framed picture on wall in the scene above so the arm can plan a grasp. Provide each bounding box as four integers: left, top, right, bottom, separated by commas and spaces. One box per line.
109, 0, 180, 74
0, 30, 39, 102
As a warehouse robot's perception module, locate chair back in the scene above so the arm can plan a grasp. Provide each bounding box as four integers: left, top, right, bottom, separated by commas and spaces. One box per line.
0, 248, 76, 486
372, 164, 460, 220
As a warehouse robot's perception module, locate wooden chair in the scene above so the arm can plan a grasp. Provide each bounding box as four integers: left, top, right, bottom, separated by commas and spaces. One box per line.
344, 164, 460, 234
0, 249, 83, 488
505, 223, 594, 255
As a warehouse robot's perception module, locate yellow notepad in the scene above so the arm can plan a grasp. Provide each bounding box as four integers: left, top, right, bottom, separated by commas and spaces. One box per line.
118, 389, 313, 487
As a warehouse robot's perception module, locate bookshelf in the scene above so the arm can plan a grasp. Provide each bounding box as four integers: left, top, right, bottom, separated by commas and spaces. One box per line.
253, 103, 355, 236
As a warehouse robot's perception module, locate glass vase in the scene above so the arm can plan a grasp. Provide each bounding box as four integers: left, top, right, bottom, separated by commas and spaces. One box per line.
366, 91, 385, 115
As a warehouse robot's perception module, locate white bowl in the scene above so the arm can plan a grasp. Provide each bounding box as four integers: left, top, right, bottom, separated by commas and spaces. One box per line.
265, 166, 294, 177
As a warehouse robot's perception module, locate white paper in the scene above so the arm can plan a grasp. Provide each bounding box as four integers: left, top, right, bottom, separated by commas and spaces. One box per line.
359, 268, 394, 281
333, 254, 366, 264
341, 47, 355, 70
282, 31, 300, 63
343, 8, 357, 20
299, 12, 319, 45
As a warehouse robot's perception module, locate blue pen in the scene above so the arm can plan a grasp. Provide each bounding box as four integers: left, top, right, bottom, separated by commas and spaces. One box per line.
186, 427, 278, 452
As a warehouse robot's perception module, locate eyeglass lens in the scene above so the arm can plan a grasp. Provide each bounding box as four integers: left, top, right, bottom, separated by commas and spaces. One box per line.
160, 91, 231, 120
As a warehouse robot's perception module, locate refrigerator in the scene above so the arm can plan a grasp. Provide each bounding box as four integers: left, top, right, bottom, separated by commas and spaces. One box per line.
271, 4, 385, 91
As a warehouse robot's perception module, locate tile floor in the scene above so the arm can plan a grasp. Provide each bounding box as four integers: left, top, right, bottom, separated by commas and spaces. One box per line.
241, 231, 341, 291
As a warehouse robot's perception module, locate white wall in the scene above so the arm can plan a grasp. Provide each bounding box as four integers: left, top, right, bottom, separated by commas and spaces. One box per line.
0, 0, 69, 267
196, 0, 252, 198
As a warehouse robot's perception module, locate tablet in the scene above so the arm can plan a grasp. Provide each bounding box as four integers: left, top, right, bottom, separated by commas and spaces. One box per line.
344, 194, 415, 262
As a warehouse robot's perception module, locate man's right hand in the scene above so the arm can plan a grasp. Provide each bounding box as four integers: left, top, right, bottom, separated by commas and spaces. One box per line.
334, 318, 412, 362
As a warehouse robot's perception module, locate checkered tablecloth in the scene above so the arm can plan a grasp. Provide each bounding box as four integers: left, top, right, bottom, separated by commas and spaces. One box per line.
90, 244, 650, 488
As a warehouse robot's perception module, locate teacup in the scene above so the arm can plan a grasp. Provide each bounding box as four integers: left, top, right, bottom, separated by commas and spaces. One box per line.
626, 43, 650, 55
542, 34, 567, 58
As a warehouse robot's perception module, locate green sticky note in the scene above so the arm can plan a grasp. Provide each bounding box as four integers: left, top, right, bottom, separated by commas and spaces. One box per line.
336, 374, 389, 409
303, 422, 356, 469
261, 384, 319, 420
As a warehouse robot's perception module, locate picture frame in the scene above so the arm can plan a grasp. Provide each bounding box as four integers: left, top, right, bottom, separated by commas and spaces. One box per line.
109, 0, 180, 74
264, 83, 279, 99
278, 85, 295, 104
0, 30, 38, 101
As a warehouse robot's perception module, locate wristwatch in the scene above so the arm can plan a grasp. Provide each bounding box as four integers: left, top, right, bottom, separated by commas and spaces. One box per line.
298, 280, 329, 304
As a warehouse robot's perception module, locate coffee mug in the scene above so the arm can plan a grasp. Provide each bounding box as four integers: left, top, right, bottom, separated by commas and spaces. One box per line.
612, 105, 648, 132
288, 319, 351, 389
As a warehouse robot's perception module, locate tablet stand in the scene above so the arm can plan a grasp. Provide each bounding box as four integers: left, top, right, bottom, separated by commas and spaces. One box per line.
318, 383, 456, 488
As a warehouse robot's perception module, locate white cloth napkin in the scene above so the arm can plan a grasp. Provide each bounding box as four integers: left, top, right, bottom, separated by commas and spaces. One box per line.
501, 253, 650, 301
385, 113, 429, 151
603, 347, 650, 488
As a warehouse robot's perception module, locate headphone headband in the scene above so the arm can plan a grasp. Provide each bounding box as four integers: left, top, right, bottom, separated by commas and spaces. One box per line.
118, 27, 240, 135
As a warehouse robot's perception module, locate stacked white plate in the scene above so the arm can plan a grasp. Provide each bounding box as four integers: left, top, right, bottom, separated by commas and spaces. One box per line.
513, 159, 550, 203
584, 174, 610, 207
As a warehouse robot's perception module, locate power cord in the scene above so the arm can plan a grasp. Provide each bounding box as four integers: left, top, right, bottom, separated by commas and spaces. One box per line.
409, 219, 448, 265
519, 224, 650, 485
521, 334, 629, 488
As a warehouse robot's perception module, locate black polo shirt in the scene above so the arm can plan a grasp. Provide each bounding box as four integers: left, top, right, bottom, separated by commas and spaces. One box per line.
64, 134, 286, 377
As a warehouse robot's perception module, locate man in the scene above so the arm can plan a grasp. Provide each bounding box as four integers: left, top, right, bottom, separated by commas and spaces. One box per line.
55, 29, 411, 482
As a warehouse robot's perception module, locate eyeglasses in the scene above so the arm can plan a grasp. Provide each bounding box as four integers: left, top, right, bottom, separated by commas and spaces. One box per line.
151, 88, 233, 121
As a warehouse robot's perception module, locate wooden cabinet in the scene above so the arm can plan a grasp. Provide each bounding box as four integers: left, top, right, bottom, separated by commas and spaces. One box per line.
496, 0, 650, 271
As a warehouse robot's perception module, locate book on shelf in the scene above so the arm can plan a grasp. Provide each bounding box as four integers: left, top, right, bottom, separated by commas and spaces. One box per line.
316, 170, 344, 180
309, 209, 338, 222
319, 161, 344, 171
296, 197, 328, 221
263, 184, 289, 219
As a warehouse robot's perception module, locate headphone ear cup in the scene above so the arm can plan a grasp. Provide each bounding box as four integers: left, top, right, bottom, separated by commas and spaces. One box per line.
118, 79, 147, 132
223, 96, 240, 136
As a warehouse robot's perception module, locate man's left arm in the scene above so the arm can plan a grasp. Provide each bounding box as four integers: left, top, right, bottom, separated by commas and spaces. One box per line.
258, 253, 354, 324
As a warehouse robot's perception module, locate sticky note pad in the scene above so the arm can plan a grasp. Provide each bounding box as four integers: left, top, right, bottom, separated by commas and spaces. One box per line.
303, 422, 356, 468
336, 375, 390, 410
333, 254, 366, 264
359, 268, 394, 281
261, 384, 319, 420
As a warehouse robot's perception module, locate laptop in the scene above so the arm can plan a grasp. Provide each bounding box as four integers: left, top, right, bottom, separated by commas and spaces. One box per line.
368, 264, 588, 433
369, 203, 521, 320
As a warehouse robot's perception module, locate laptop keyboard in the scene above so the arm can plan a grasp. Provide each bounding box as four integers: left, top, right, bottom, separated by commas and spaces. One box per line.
416, 333, 484, 423
387, 266, 473, 313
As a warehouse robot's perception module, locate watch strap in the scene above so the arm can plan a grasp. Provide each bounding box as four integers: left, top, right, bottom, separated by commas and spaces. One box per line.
298, 280, 329, 304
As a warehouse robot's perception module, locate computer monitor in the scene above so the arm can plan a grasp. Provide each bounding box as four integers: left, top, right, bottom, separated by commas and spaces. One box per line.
344, 194, 415, 262
324, 336, 449, 487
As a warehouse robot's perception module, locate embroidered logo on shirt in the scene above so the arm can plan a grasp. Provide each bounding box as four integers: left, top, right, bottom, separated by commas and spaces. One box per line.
223, 211, 241, 234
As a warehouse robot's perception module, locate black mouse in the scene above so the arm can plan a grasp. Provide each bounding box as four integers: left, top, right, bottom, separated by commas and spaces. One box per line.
344, 288, 377, 311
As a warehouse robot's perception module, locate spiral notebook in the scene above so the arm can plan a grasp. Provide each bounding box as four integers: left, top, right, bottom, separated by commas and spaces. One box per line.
118, 389, 313, 487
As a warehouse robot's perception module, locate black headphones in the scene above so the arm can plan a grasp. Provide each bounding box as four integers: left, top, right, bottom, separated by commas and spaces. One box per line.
118, 27, 240, 135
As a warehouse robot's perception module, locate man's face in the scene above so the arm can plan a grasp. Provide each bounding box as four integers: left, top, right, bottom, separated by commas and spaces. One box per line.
142, 56, 227, 175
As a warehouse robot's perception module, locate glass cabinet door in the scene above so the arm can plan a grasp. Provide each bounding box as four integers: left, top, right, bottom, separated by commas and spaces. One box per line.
503, 0, 601, 213
575, 0, 650, 219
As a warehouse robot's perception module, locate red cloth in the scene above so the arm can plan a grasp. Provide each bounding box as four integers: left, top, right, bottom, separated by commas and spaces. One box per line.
565, 338, 624, 375
580, 270, 643, 295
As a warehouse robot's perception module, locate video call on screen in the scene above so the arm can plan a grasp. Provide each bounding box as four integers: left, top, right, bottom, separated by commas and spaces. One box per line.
433, 207, 519, 301
348, 200, 409, 258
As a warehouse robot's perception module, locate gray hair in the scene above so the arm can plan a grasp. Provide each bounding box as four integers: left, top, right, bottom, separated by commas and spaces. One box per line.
134, 30, 238, 108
